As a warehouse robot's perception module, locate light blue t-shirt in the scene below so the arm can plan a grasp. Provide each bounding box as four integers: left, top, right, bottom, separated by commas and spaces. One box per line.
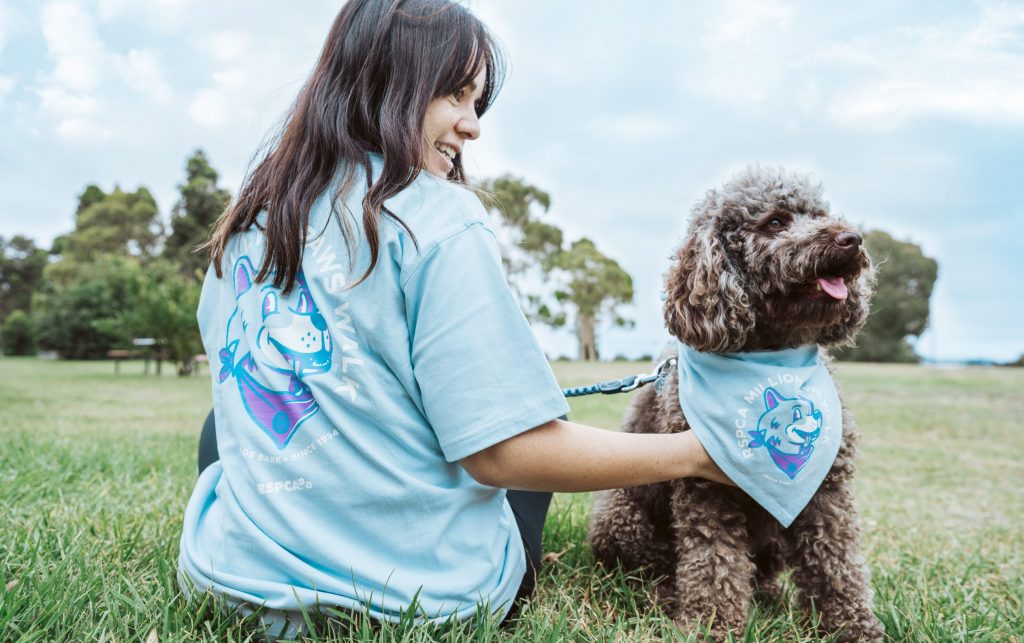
178, 157, 569, 626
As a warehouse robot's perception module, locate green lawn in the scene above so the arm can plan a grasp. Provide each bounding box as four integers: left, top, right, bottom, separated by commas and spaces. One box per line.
1, 357, 1021, 641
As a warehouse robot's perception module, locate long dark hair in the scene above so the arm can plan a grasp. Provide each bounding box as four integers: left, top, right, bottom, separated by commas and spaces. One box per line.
208, 0, 505, 293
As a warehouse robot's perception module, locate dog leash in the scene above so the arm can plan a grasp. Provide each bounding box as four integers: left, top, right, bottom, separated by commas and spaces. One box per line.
561, 356, 677, 398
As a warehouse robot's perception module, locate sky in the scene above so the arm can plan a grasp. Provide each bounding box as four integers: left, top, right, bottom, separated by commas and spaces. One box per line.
1, 0, 1022, 362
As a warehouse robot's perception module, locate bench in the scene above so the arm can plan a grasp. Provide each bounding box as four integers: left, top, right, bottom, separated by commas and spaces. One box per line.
109, 338, 170, 375
107, 349, 140, 375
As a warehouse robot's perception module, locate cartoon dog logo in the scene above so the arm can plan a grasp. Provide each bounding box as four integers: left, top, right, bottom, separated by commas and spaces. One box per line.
746, 387, 822, 479
218, 256, 334, 449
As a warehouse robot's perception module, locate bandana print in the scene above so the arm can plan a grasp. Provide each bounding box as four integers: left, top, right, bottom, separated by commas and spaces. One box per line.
676, 343, 842, 527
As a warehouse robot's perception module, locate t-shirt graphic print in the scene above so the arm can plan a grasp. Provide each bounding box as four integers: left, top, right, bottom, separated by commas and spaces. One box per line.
218, 256, 333, 449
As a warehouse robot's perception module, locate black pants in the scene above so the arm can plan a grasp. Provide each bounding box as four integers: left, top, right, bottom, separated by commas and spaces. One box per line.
197, 410, 554, 607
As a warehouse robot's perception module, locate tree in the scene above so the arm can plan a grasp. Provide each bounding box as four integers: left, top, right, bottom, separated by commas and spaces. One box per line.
1, 310, 35, 355
32, 255, 138, 359
476, 176, 635, 361
97, 260, 203, 375
547, 238, 634, 361
163, 150, 232, 279
76, 184, 107, 214
32, 256, 203, 370
0, 235, 48, 321
476, 176, 563, 307
61, 185, 162, 261
834, 230, 938, 362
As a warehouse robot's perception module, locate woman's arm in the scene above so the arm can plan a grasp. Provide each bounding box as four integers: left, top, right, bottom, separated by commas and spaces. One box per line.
459, 419, 733, 491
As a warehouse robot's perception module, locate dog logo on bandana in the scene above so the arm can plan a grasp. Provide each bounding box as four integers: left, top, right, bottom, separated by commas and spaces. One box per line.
746, 387, 822, 479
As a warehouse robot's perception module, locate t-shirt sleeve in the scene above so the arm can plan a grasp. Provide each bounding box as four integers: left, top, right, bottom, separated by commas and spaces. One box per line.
402, 221, 570, 463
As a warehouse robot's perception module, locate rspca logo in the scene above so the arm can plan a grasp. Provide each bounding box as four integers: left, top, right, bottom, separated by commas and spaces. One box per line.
731, 377, 834, 482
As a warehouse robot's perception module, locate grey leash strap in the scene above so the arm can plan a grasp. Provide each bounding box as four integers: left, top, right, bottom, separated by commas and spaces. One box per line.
561, 356, 677, 398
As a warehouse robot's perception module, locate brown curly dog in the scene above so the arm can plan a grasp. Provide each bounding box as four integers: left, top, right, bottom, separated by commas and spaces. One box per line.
588, 167, 884, 642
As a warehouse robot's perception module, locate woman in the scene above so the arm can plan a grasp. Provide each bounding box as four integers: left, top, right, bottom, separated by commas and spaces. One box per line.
178, 0, 728, 636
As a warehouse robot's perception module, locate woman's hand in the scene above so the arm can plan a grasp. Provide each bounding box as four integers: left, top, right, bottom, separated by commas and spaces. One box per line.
459, 419, 735, 492
682, 430, 737, 487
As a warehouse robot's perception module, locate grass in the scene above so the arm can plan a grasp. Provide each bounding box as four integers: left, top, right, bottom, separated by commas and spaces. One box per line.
0, 357, 1021, 641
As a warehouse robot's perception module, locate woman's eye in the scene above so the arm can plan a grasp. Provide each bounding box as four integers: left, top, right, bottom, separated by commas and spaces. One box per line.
452, 88, 465, 101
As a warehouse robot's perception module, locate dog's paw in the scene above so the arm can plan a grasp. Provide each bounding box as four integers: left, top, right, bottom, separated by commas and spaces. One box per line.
826, 612, 884, 643
650, 577, 677, 609
672, 617, 740, 643
753, 577, 783, 604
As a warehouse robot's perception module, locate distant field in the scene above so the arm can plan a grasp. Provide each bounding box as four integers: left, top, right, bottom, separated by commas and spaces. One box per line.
1, 357, 1021, 641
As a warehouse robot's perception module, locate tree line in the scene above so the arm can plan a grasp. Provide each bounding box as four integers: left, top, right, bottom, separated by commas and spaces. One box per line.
1, 151, 228, 374
0, 151, 636, 371
0, 151, 944, 370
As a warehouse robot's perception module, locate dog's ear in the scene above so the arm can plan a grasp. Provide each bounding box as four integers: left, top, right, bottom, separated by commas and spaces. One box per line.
233, 256, 256, 297
663, 219, 755, 352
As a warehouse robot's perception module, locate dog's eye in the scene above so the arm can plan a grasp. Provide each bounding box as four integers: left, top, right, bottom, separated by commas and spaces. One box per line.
262, 293, 279, 318
768, 218, 783, 227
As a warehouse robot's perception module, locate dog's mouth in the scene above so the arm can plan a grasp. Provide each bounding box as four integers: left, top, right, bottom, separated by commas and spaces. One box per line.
808, 276, 849, 301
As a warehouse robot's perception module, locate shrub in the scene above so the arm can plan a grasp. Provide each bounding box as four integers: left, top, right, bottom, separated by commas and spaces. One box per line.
1, 310, 35, 355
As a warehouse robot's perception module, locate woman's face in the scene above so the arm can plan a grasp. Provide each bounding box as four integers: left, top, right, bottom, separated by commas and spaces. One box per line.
421, 66, 486, 178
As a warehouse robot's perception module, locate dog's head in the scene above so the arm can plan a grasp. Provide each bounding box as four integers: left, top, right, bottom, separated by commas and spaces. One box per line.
664, 167, 874, 352
232, 256, 333, 380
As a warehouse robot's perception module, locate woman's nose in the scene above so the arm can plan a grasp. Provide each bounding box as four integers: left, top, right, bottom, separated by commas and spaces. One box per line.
457, 109, 480, 140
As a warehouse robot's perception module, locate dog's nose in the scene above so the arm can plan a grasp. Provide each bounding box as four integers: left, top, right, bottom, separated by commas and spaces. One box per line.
835, 231, 862, 248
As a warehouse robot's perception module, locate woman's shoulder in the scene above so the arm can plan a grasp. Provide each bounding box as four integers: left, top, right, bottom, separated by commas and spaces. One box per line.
399, 172, 487, 223
384, 172, 491, 246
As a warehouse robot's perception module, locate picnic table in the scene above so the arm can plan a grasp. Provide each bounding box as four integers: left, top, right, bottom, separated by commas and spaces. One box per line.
107, 338, 168, 375
106, 349, 139, 375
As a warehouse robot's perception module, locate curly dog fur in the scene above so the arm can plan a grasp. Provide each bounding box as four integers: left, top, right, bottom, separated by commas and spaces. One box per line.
588, 168, 884, 641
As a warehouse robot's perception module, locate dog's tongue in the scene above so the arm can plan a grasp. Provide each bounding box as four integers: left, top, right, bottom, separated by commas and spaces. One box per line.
817, 277, 848, 300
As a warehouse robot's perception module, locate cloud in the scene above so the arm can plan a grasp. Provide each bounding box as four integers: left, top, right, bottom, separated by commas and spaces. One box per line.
36, 85, 100, 115
41, 1, 106, 92
188, 88, 229, 128
683, 0, 1024, 128
840, 3, 1024, 127
823, 3, 1024, 128
681, 1, 801, 108
0, 75, 13, 109
97, 0, 199, 29
186, 67, 245, 128
588, 114, 680, 140
36, 0, 176, 138
0, 1, 10, 56
200, 30, 253, 62
116, 49, 173, 103
56, 117, 112, 142
828, 79, 1024, 128
700, 0, 795, 46
96, 0, 130, 21
187, 29, 271, 129
34, 84, 109, 141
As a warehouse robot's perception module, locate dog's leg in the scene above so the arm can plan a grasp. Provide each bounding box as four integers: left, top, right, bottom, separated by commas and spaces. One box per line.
670, 480, 754, 642
785, 478, 884, 642
753, 540, 785, 603
588, 487, 676, 604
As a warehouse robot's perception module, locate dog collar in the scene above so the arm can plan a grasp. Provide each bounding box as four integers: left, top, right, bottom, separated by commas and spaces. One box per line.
676, 342, 843, 527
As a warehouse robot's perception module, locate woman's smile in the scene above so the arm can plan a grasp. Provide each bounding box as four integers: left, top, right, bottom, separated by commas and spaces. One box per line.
421, 66, 485, 178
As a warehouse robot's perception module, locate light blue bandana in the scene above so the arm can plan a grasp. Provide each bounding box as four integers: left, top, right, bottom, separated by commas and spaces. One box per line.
675, 343, 842, 527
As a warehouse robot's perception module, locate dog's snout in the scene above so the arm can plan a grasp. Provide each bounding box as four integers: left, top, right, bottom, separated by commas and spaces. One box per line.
834, 231, 862, 249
